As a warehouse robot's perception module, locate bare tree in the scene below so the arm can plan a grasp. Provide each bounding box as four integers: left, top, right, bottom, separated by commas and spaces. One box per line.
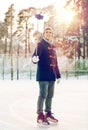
17, 7, 36, 57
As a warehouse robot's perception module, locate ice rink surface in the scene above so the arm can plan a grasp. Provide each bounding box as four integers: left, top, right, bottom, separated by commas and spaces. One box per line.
0, 79, 88, 130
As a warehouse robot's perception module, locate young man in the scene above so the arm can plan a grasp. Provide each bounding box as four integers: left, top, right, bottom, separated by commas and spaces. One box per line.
32, 27, 61, 126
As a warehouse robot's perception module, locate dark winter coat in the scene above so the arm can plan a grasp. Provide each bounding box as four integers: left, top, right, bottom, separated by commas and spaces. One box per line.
32, 39, 61, 81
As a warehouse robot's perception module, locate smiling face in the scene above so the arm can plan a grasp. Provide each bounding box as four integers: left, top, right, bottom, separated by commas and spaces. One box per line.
43, 27, 53, 43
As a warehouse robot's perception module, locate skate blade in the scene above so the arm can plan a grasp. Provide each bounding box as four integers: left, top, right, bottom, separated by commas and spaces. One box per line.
37, 123, 50, 128
47, 119, 58, 126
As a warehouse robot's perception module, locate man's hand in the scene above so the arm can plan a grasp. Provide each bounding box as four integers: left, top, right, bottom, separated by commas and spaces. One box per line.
32, 56, 39, 63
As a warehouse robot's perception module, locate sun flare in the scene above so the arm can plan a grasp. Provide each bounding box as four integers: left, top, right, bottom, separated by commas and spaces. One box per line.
61, 9, 75, 24
54, 0, 75, 25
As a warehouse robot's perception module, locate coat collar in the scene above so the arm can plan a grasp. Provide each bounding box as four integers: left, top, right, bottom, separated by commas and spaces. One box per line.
41, 38, 53, 47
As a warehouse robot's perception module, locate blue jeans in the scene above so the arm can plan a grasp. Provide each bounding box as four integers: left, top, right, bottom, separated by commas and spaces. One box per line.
37, 81, 55, 114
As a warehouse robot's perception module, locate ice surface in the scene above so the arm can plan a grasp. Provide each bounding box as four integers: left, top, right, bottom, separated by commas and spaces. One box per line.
0, 79, 88, 130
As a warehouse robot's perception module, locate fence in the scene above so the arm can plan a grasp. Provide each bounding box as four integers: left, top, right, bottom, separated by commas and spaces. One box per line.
0, 54, 88, 80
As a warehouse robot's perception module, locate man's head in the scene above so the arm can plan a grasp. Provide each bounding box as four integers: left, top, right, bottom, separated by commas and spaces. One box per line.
43, 27, 53, 43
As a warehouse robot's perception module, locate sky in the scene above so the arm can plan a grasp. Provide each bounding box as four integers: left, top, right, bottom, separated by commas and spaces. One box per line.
0, 0, 67, 21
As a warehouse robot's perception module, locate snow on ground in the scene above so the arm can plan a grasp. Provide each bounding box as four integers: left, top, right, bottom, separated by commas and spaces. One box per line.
0, 79, 88, 130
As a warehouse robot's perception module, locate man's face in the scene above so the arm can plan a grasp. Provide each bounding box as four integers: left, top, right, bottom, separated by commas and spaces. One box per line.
44, 29, 53, 42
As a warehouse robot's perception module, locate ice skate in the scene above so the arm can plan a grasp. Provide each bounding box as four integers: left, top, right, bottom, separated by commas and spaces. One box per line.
37, 112, 50, 127
45, 111, 58, 125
